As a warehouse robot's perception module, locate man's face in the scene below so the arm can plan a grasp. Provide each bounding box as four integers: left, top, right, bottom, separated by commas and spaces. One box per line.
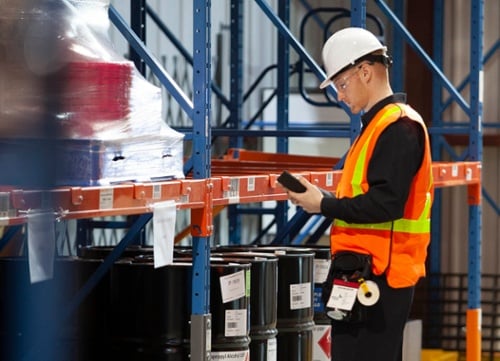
332, 64, 367, 114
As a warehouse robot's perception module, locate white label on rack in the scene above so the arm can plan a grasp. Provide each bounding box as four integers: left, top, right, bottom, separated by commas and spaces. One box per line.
247, 177, 255, 192
223, 178, 240, 204
99, 188, 114, 209
452, 164, 459, 177
153, 200, 176, 268
314, 258, 331, 284
27, 211, 55, 283
326, 172, 333, 187
224, 309, 247, 337
290, 282, 311, 310
153, 184, 162, 200
219, 270, 246, 303
466, 167, 472, 181
0, 192, 10, 218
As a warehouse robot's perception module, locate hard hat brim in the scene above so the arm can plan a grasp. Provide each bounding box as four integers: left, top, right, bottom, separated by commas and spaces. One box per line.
319, 77, 333, 89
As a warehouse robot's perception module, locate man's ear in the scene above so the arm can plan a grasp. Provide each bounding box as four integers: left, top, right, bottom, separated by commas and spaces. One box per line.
359, 63, 372, 83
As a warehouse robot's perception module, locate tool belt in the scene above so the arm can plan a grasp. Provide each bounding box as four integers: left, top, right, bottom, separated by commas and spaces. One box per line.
322, 251, 378, 323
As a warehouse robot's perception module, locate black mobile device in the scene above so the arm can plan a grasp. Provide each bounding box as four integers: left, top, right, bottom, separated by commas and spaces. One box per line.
277, 171, 307, 193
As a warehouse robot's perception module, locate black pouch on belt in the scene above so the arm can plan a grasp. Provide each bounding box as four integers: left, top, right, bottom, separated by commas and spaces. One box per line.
322, 251, 373, 323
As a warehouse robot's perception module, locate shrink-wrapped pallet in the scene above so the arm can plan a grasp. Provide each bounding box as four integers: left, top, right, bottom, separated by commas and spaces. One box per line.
0, 0, 184, 186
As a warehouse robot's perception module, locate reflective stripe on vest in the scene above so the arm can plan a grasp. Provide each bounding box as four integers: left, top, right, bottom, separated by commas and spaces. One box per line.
350, 106, 402, 196
333, 191, 432, 234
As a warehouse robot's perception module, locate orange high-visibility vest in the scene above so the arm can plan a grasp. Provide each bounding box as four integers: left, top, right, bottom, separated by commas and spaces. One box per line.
330, 103, 434, 288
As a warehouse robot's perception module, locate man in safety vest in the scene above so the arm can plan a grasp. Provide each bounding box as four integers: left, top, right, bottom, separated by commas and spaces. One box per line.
282, 27, 434, 361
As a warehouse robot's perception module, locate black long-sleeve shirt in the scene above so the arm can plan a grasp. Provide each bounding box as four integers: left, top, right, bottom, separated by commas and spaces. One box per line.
320, 93, 425, 223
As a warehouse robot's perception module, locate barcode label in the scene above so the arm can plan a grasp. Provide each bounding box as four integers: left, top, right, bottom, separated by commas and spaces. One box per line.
99, 188, 114, 209
153, 184, 161, 199
225, 309, 247, 337
290, 282, 312, 310
326, 172, 333, 187
223, 178, 240, 204
247, 177, 255, 192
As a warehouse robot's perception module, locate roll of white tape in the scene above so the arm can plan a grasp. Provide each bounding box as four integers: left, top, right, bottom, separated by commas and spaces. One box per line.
357, 280, 380, 306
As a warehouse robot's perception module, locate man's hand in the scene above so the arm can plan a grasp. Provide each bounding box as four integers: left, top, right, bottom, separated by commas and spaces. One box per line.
282, 176, 324, 214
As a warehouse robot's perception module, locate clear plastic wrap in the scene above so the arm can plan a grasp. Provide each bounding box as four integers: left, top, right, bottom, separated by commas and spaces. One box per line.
0, 0, 185, 185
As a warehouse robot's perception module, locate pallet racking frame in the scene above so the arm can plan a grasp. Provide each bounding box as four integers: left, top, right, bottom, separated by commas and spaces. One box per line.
0, 1, 496, 360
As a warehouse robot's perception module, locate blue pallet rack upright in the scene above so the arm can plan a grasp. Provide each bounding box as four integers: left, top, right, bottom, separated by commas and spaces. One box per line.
111, 2, 213, 359
190, 0, 213, 359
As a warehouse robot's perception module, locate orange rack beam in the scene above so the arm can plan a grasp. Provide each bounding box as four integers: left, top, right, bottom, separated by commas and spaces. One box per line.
0, 149, 481, 225
0, 179, 207, 226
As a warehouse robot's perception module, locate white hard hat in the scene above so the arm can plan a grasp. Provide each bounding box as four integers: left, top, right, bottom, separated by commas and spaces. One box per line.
319, 27, 387, 89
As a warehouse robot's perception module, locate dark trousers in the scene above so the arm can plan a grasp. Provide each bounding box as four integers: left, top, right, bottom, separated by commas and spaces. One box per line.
331, 274, 415, 361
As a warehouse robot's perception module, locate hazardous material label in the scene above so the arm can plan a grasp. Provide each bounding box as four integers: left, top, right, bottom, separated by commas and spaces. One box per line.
313, 325, 332, 361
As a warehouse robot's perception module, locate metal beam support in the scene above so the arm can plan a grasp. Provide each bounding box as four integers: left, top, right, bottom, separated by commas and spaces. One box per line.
442, 39, 499, 112
229, 0, 244, 148
271, 208, 313, 245
64, 214, 152, 320
429, 0, 445, 277
277, 0, 290, 154
467, 0, 484, 307
275, 0, 291, 236
190, 0, 212, 360
0, 225, 23, 252
130, 0, 146, 75
228, 0, 244, 245
350, 0, 366, 27
254, 0, 350, 115
391, 0, 405, 92
145, 4, 230, 109
109, 5, 194, 118
349, 0, 365, 141
466, 1, 483, 360
374, 0, 470, 115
